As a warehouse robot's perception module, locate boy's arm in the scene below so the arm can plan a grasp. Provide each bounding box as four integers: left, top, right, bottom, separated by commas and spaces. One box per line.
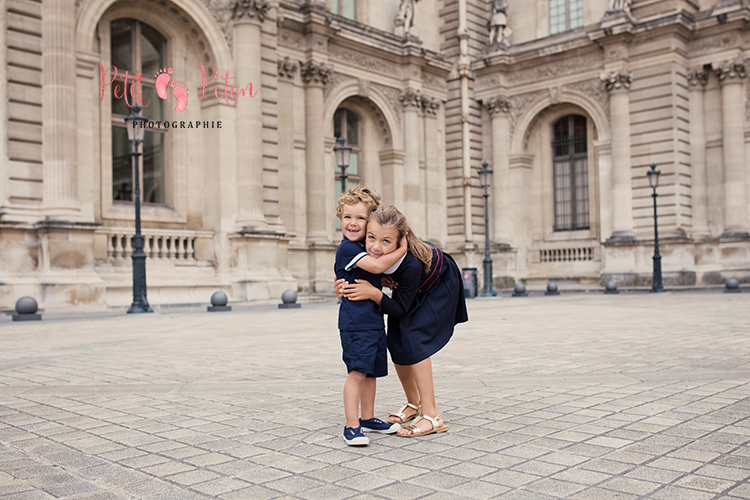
354, 234, 408, 274
355, 244, 406, 274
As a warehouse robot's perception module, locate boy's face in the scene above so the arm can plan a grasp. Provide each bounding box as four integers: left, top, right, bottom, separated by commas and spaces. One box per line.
340, 202, 369, 242
366, 221, 400, 258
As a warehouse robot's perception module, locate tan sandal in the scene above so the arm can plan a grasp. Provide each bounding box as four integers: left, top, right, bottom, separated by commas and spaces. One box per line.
398, 413, 448, 437
388, 402, 420, 424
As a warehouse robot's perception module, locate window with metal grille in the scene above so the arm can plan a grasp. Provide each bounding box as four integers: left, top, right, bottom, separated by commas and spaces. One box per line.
550, 0, 583, 35
331, 0, 356, 20
334, 108, 362, 230
110, 19, 166, 206
552, 115, 589, 231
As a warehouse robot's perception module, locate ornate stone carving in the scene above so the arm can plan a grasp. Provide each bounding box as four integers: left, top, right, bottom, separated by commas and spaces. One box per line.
565, 78, 611, 125
421, 95, 441, 115
198, 0, 234, 50
399, 88, 422, 109
601, 67, 633, 91
373, 84, 402, 125
507, 51, 601, 84
688, 67, 709, 86
277, 57, 298, 79
328, 45, 400, 77
608, 0, 631, 13
485, 95, 511, 115
231, 0, 270, 21
507, 90, 546, 140
300, 61, 332, 86
394, 0, 419, 36
358, 79, 371, 98
488, 0, 512, 47
715, 58, 747, 82
549, 86, 562, 104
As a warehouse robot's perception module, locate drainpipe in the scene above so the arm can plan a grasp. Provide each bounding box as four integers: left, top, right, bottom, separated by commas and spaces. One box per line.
458, 0, 473, 245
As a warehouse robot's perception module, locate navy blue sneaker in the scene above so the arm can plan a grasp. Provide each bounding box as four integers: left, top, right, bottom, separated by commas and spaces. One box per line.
343, 426, 369, 446
360, 417, 400, 434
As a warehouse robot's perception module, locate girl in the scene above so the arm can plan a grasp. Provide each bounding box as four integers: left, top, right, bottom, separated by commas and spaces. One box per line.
338, 205, 468, 437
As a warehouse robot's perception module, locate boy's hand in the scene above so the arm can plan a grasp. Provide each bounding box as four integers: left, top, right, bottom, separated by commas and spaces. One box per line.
335, 278, 348, 300
381, 276, 398, 290
400, 234, 407, 248
343, 279, 380, 302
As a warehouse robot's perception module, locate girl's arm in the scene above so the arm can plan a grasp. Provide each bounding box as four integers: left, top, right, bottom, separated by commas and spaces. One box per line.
342, 279, 383, 305
354, 235, 407, 274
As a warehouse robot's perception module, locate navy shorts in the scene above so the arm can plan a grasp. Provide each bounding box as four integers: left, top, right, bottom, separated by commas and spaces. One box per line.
340, 329, 388, 378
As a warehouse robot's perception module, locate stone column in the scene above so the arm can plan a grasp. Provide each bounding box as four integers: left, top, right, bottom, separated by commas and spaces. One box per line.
688, 67, 709, 238
42, 0, 79, 215
602, 67, 635, 241
400, 88, 423, 233
422, 96, 446, 245
487, 95, 512, 244
231, 0, 270, 230
301, 60, 332, 242
716, 59, 748, 236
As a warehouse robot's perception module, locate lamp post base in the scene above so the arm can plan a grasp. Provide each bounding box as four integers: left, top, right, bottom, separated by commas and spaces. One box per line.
127, 303, 153, 314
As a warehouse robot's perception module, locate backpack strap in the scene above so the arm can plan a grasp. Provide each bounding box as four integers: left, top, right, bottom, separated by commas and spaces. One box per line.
417, 247, 443, 294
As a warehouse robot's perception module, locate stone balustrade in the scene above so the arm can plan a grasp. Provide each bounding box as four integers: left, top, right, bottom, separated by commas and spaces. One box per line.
96, 228, 214, 263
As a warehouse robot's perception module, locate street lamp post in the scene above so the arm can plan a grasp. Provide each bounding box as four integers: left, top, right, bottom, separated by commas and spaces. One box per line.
333, 137, 352, 193
124, 104, 153, 313
479, 161, 494, 297
647, 163, 664, 293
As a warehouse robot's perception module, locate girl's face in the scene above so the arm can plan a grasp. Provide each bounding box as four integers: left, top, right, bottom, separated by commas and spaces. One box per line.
340, 202, 369, 242
366, 221, 401, 258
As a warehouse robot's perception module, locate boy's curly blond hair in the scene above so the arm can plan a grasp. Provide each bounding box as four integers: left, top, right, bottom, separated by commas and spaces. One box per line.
335, 186, 382, 218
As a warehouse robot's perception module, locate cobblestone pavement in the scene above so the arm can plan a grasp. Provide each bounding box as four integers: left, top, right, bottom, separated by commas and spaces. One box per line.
1, 292, 749, 499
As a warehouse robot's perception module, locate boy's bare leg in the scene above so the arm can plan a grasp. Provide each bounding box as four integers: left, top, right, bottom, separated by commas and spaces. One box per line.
344, 371, 366, 428
360, 377, 376, 420
397, 357, 444, 435
389, 363, 420, 423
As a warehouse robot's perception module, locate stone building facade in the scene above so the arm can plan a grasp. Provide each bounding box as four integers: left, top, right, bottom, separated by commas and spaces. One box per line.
0, 0, 748, 310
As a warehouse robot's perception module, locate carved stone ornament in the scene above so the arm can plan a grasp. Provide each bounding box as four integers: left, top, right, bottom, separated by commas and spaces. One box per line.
399, 88, 422, 109
278, 57, 298, 79
358, 79, 371, 98
300, 61, 332, 85
688, 67, 709, 87
486, 95, 511, 115
549, 86, 562, 104
231, 0, 270, 21
601, 67, 633, 91
608, 0, 631, 13
715, 58, 747, 82
421, 95, 441, 115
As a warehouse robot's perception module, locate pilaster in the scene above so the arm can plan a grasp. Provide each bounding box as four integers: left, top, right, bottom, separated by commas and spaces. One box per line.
232, 0, 270, 231
486, 95, 512, 245
688, 66, 709, 239
42, 0, 80, 218
715, 58, 748, 237
602, 66, 635, 242
400, 87, 423, 235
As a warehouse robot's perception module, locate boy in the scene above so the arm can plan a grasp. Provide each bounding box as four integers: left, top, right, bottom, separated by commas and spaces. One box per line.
335, 186, 407, 445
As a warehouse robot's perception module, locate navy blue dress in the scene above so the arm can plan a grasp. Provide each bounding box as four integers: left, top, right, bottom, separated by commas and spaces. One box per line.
378, 247, 468, 366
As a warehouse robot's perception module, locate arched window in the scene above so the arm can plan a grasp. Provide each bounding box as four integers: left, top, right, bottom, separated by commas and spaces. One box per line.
110, 19, 166, 205
550, 0, 583, 35
331, 0, 356, 20
552, 115, 589, 231
334, 108, 361, 193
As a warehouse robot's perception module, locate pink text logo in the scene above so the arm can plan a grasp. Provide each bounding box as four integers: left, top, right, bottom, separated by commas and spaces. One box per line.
99, 63, 258, 112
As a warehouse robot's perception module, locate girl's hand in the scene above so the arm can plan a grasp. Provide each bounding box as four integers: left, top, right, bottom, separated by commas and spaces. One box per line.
334, 278, 348, 300
343, 279, 382, 304
381, 276, 398, 290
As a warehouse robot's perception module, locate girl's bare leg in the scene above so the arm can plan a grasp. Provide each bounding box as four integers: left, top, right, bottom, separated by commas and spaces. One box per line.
397, 357, 444, 435
389, 363, 420, 423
